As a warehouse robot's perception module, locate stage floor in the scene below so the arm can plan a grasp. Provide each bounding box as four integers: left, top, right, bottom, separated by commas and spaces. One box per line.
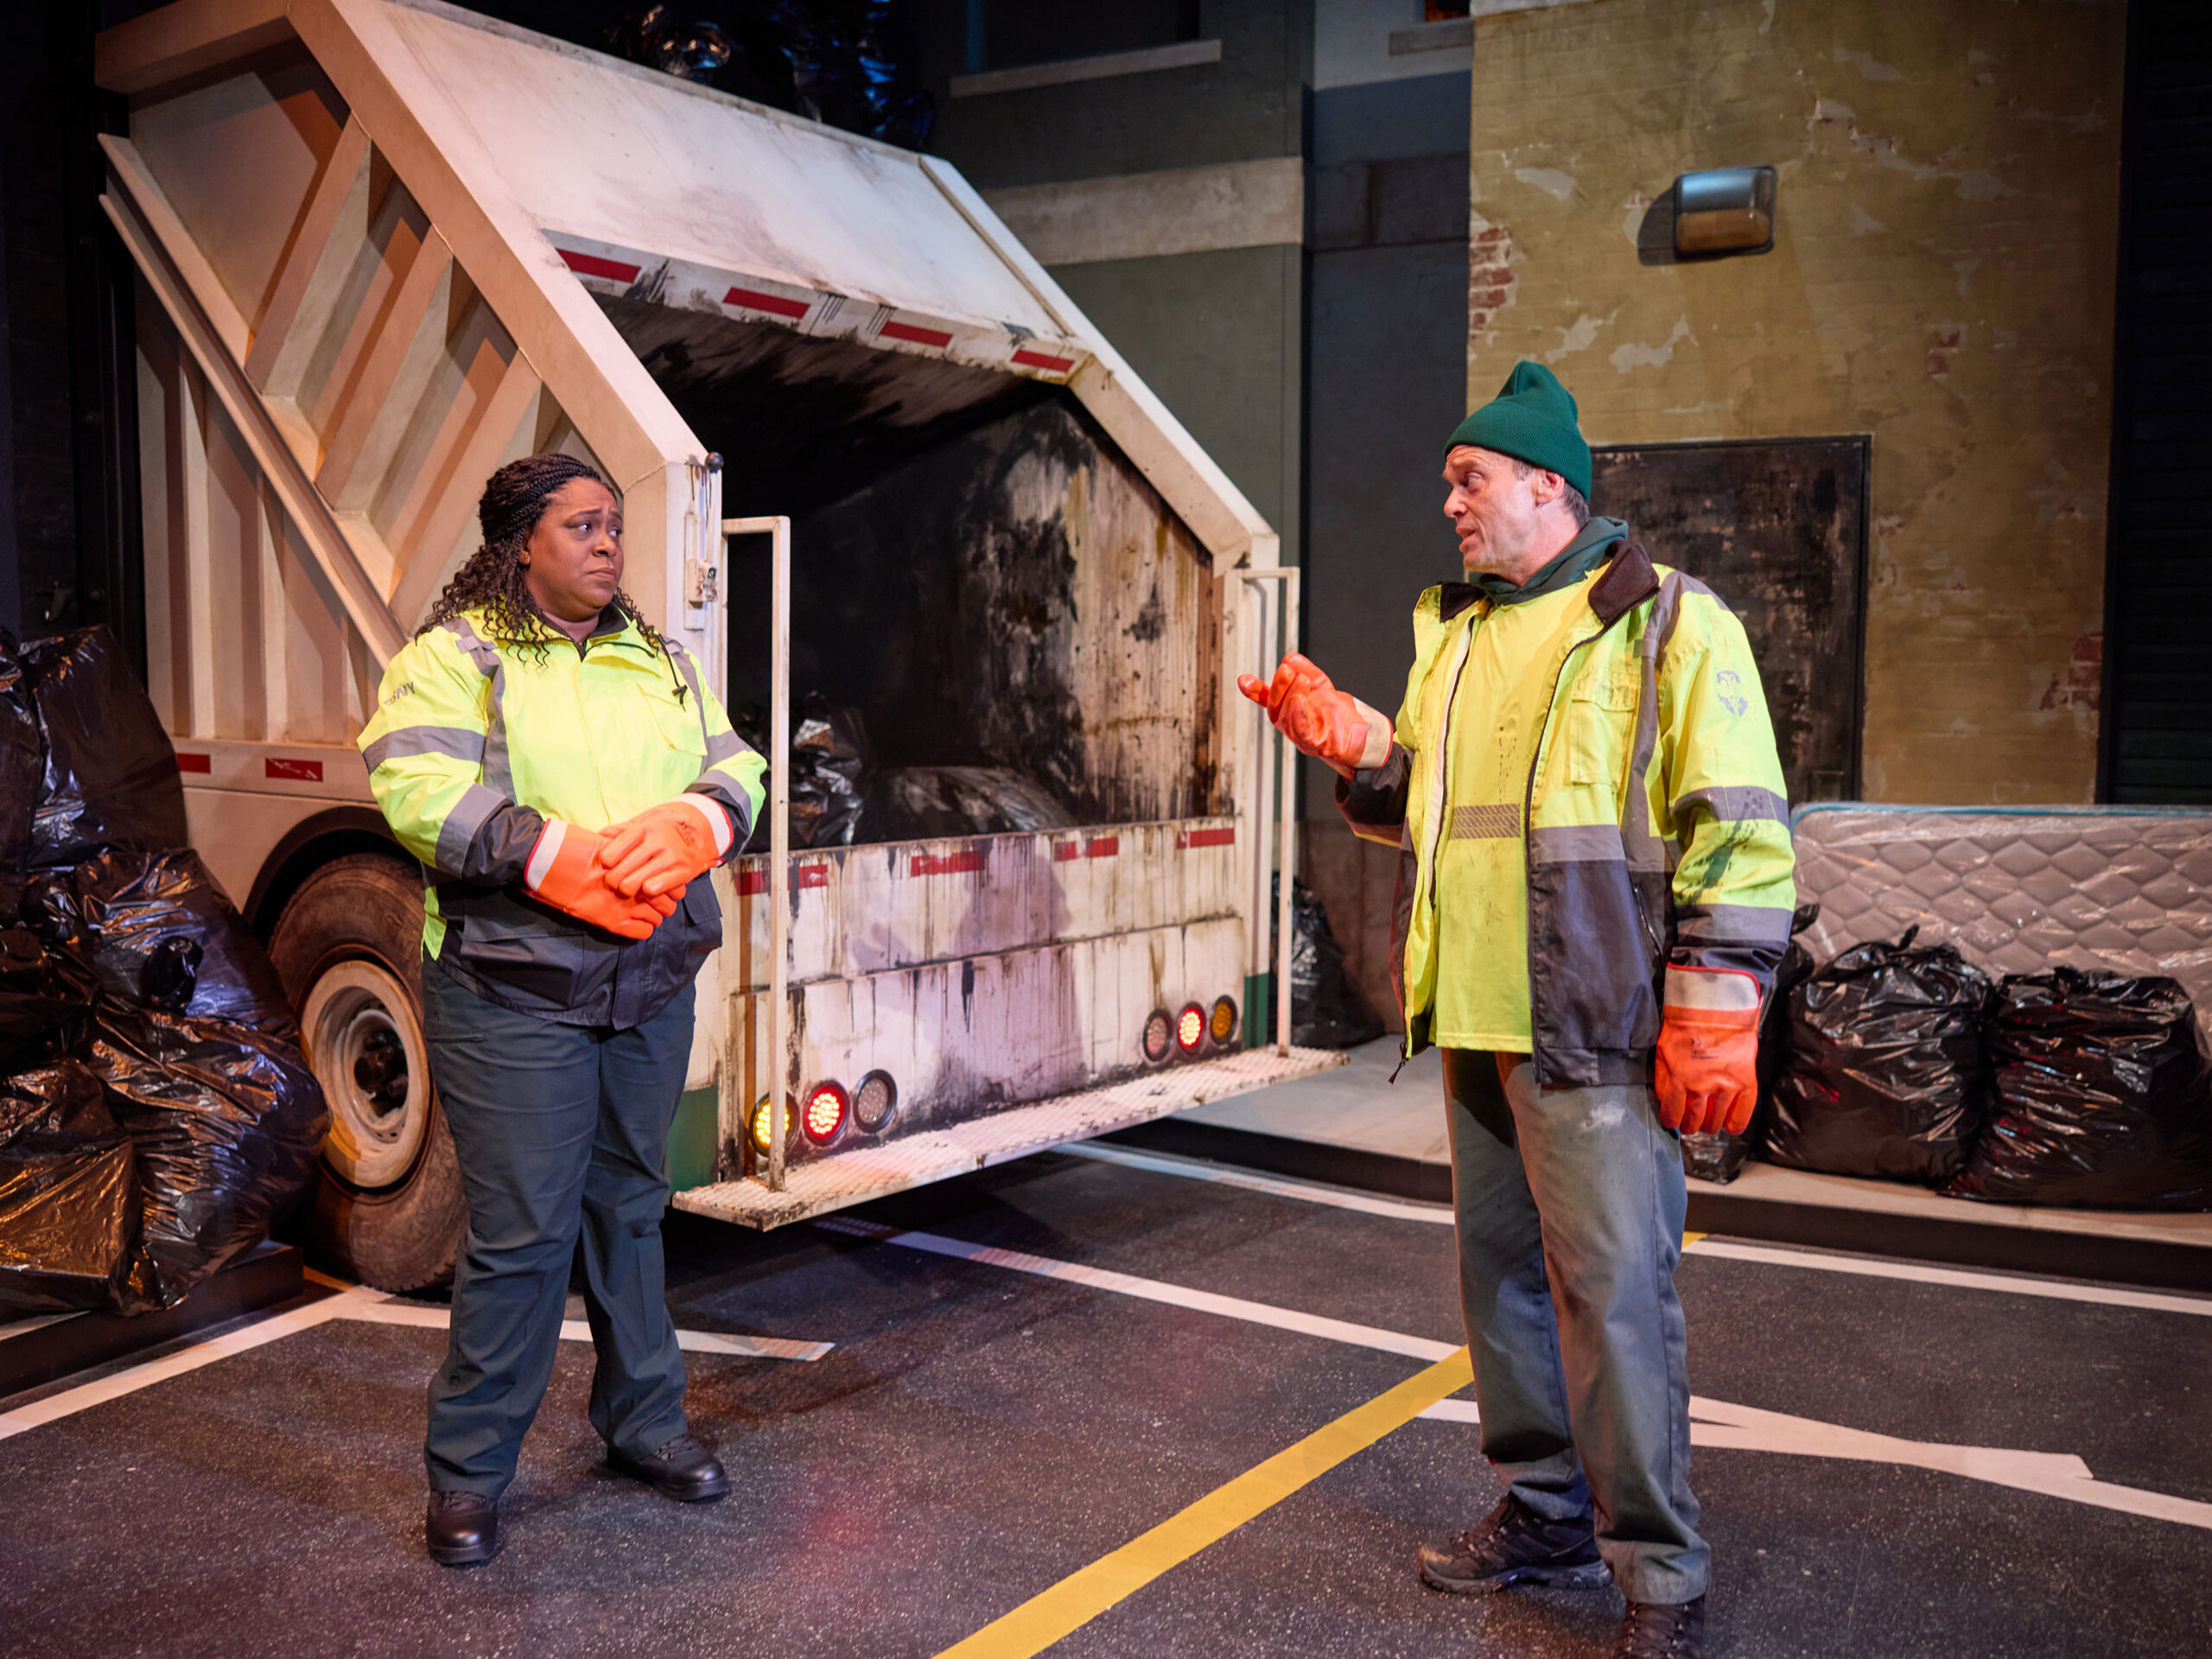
3, 1141, 2208, 1656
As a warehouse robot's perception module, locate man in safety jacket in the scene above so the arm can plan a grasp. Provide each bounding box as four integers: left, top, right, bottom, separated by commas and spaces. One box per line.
1241, 362, 1793, 1658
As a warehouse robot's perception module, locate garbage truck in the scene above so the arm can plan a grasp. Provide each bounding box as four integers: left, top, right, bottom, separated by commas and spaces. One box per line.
92, 0, 1339, 1290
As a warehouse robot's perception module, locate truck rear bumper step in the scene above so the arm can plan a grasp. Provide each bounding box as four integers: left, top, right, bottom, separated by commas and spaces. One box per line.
672, 1046, 1350, 1230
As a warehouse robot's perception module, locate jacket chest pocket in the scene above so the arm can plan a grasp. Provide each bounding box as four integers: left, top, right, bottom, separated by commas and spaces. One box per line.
642, 688, 708, 760
1564, 658, 1638, 788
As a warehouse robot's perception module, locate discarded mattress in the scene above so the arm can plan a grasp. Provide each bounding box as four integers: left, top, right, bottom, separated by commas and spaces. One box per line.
1790, 805, 2212, 1040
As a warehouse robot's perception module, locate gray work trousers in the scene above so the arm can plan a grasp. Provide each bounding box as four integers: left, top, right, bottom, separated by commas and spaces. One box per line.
1443, 1048, 1707, 1605
422, 951, 696, 1497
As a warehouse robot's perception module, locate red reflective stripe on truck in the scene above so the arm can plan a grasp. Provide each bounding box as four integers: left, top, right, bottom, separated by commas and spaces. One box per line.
725, 285, 810, 321
1177, 827, 1234, 849
735, 864, 828, 894
1013, 348, 1074, 373
175, 753, 211, 774
910, 849, 986, 876
560, 249, 639, 283
266, 757, 324, 782
880, 320, 952, 349
1050, 836, 1116, 861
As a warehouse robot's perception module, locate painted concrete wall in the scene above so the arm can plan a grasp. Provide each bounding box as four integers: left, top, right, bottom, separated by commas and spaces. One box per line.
923, 1, 1311, 561
1463, 0, 2126, 804
1299, 64, 1475, 1028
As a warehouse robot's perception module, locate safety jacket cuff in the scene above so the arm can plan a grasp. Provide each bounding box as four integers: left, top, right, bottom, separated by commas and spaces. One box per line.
524, 819, 568, 892
1335, 743, 1411, 834
1662, 963, 1762, 1017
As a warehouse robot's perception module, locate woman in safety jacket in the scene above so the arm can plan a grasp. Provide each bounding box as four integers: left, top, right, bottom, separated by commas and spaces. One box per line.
359, 453, 765, 1567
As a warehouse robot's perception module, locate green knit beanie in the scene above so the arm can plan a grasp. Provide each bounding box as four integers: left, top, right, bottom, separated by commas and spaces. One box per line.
1444, 360, 1592, 501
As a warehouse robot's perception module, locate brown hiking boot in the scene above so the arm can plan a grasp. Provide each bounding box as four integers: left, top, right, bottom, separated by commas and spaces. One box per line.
1415, 1491, 1607, 1594
1614, 1593, 1707, 1657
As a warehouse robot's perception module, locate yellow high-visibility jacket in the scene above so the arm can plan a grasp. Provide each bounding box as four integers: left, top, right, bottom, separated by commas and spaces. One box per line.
1339, 538, 1796, 1085
359, 604, 766, 1027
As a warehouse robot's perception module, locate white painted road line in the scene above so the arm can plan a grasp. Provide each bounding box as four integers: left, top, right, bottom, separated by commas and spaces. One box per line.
1065, 1141, 1455, 1225
836, 1219, 2212, 1533
817, 1216, 1458, 1363
1681, 1239, 2212, 1319
1071, 1138, 2212, 1318
333, 1298, 834, 1362
0, 1290, 834, 1440
0, 1288, 378, 1441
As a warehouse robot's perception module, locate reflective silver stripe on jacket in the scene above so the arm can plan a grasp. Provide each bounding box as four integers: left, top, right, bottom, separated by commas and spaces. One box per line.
442, 617, 514, 796
361, 725, 486, 774
1675, 785, 1789, 825
1675, 903, 1795, 944
435, 783, 507, 876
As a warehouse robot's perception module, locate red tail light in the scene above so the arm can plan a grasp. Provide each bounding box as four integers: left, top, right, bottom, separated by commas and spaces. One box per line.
802, 1082, 849, 1145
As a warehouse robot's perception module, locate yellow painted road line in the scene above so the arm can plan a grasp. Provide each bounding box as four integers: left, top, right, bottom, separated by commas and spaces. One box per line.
932, 1347, 1473, 1659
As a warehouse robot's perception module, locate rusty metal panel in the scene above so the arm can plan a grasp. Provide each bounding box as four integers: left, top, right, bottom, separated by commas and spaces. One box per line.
720, 819, 1241, 989
719, 912, 1248, 1174
1591, 436, 1869, 804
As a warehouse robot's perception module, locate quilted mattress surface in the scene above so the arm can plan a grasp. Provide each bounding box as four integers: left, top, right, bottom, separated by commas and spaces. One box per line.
1789, 805, 2212, 1036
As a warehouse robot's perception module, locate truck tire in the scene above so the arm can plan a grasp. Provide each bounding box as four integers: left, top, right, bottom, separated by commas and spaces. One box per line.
270, 854, 465, 1292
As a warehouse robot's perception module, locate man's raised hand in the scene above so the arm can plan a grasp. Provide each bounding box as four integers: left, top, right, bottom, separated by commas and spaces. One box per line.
1235, 653, 1392, 779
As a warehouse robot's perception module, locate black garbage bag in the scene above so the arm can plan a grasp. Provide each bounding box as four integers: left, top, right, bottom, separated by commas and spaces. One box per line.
0, 926, 97, 1072
1949, 969, 2212, 1211
775, 1, 936, 148
0, 1063, 137, 1312
24, 849, 298, 1040
1764, 926, 1993, 1183
90, 1007, 327, 1312
1267, 874, 1384, 1050
0, 632, 44, 914
869, 766, 1074, 841
789, 696, 872, 847
22, 627, 188, 868
730, 694, 874, 849
1683, 903, 1822, 1185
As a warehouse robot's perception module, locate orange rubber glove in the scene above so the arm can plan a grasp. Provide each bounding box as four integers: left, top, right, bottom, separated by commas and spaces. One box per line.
524, 820, 682, 939
1235, 652, 1389, 778
597, 797, 731, 899
1654, 967, 1762, 1135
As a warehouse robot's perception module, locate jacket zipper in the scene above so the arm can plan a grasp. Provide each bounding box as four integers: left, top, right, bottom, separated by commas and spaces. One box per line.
1401, 616, 1480, 1064
1423, 618, 1481, 915
1518, 609, 1654, 1063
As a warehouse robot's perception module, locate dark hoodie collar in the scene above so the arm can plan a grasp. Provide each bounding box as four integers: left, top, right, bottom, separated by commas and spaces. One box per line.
1438, 523, 1658, 627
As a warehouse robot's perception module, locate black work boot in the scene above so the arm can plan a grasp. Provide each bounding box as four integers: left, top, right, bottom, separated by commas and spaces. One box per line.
1416, 1491, 1607, 1594
1615, 1593, 1707, 1657
607, 1432, 729, 1502
425, 1491, 499, 1567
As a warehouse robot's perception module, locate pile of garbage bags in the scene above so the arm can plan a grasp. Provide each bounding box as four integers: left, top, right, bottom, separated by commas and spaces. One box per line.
1688, 914, 2212, 1212
730, 695, 1081, 849
0, 629, 326, 1316
604, 3, 936, 149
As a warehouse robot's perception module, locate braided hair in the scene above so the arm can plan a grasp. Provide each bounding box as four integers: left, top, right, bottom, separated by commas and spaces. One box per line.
417, 453, 666, 663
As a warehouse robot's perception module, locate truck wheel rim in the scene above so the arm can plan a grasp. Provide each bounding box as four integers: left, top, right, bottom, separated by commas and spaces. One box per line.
302, 960, 431, 1190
